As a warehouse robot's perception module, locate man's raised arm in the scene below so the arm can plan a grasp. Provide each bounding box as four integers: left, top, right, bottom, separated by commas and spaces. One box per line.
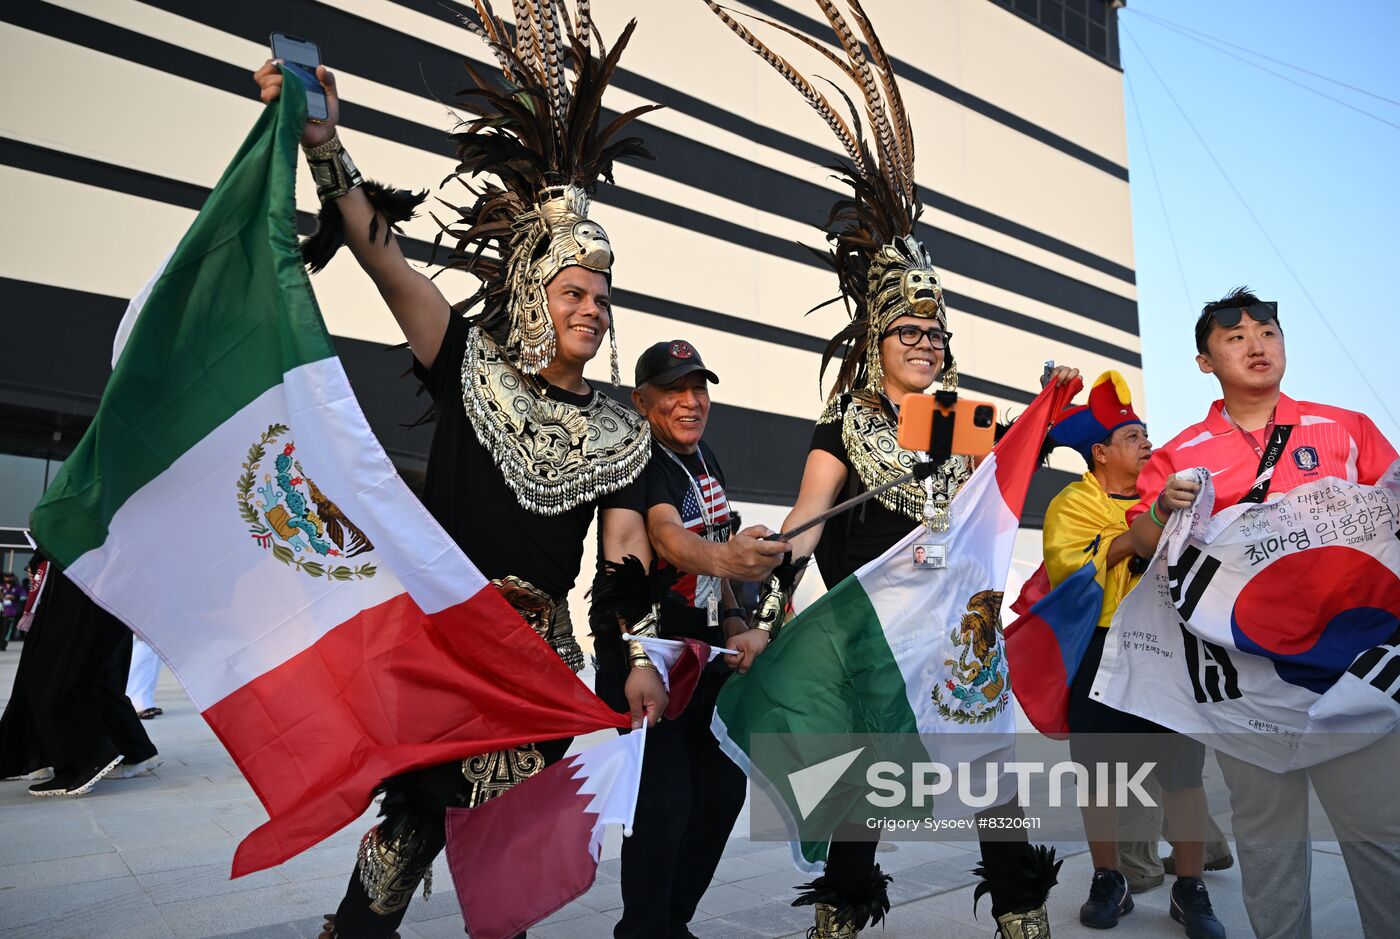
253, 61, 449, 368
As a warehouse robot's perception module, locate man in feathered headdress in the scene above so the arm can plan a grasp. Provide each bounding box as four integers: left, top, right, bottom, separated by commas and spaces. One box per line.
697, 2, 1076, 937
254, 5, 669, 936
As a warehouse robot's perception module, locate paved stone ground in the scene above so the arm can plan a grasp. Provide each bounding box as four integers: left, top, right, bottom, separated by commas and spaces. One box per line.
0, 646, 1365, 938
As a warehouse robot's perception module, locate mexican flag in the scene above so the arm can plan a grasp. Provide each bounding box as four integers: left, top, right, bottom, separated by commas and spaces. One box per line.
28, 70, 627, 876
711, 379, 1078, 869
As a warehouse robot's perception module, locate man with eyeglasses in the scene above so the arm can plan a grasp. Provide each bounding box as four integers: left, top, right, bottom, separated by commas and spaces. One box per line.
1126, 287, 1397, 939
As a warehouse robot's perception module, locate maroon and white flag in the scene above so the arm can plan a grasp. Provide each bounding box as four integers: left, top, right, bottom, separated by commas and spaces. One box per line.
445, 729, 647, 939
627, 633, 734, 718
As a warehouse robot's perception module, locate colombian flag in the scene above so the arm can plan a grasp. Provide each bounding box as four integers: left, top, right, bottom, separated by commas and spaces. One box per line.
1005, 563, 1104, 738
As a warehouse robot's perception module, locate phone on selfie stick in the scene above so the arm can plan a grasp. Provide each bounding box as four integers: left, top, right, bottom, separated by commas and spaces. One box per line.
896, 391, 997, 461
764, 391, 998, 544
270, 33, 329, 122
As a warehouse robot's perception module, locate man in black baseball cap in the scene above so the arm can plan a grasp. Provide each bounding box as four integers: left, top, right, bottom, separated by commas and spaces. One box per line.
629, 339, 784, 592
633, 339, 720, 391
592, 339, 787, 939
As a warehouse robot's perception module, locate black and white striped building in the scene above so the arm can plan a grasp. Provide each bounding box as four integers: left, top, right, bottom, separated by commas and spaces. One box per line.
0, 0, 1138, 583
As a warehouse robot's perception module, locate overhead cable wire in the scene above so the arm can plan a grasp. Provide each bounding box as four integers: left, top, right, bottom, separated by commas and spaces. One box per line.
1129, 8, 1400, 109
1123, 27, 1400, 435
1128, 9, 1400, 132
1125, 73, 1194, 308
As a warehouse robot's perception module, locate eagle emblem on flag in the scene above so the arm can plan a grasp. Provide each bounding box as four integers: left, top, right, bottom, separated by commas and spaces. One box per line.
237, 423, 377, 580
933, 589, 1010, 724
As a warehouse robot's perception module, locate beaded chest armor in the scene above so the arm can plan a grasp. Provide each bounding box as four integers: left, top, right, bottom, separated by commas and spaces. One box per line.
461, 327, 649, 516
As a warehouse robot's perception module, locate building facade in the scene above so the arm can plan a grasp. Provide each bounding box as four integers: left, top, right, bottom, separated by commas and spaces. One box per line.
0, 0, 1137, 583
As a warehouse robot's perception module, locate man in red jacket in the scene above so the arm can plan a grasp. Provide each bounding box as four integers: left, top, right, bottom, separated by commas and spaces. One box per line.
1127, 287, 1397, 939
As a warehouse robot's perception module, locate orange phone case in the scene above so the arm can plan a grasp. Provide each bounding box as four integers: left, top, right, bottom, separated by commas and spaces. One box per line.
896, 393, 997, 458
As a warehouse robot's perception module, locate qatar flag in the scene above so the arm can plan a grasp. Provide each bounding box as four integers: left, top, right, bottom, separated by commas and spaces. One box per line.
446, 728, 647, 939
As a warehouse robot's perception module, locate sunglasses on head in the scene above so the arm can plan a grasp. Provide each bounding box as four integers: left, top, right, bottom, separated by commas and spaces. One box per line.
1209, 301, 1278, 329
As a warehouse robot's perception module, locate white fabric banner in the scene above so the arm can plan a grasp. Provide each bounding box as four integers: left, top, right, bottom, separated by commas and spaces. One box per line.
1093, 460, 1400, 772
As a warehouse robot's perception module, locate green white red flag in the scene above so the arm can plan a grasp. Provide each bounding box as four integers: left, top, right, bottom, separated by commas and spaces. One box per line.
711, 379, 1078, 869
28, 70, 627, 877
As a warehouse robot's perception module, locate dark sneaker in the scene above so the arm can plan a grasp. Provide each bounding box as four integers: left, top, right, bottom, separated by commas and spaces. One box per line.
1170, 876, 1227, 938
27, 750, 122, 797
1164, 850, 1234, 874
1080, 868, 1133, 929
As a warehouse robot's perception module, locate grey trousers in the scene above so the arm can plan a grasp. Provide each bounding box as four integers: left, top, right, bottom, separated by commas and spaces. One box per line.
1217, 733, 1400, 939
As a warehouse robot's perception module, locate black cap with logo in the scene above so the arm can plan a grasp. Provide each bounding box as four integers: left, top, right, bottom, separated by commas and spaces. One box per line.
634, 340, 720, 388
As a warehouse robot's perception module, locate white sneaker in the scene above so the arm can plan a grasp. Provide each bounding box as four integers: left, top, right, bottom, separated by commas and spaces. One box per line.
5, 767, 54, 782
109, 755, 164, 779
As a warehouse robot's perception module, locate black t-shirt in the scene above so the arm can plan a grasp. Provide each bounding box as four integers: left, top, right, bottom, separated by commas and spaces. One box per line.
643, 441, 732, 606
413, 313, 643, 599
810, 412, 914, 585
593, 440, 732, 671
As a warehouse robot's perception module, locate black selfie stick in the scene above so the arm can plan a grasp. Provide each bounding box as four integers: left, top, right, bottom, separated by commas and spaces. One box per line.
767, 392, 957, 543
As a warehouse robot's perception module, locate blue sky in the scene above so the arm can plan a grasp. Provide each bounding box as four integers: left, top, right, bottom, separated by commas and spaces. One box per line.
1119, 0, 1399, 443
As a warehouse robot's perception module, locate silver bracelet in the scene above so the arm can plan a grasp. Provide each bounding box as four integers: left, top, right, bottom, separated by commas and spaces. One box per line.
303, 131, 363, 205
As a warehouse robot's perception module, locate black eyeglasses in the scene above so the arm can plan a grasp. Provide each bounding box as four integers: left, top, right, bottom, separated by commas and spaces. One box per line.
881, 325, 952, 349
1209, 301, 1278, 329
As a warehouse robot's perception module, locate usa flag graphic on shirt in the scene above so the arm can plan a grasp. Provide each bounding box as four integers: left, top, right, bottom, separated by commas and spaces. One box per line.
676, 470, 731, 605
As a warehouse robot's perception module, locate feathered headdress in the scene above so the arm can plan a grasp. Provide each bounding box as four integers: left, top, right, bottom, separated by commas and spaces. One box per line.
437, 1, 661, 382
698, 1, 953, 399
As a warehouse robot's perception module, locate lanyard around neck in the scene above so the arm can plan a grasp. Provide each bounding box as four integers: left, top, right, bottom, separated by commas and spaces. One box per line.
1240, 423, 1294, 505
660, 445, 723, 536
1221, 406, 1277, 459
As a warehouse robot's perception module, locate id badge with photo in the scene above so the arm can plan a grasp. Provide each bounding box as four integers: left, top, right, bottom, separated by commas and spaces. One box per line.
912, 543, 947, 569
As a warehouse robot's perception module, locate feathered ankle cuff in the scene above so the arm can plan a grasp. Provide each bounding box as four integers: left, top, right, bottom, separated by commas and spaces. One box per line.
973, 843, 1061, 918
792, 864, 893, 931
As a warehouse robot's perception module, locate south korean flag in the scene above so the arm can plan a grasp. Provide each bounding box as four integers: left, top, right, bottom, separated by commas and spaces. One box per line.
1092, 461, 1400, 772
